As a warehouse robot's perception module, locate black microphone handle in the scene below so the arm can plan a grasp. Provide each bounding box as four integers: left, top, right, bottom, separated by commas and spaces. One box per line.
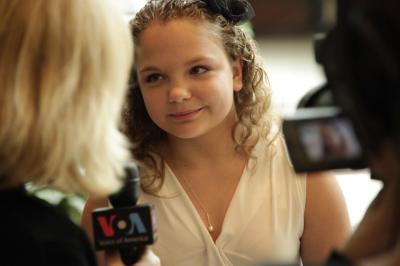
109, 164, 146, 265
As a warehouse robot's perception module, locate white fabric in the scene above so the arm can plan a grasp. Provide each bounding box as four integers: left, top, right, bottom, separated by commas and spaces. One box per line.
139, 136, 307, 266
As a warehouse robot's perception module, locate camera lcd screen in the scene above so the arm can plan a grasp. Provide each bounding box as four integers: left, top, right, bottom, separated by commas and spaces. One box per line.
283, 107, 366, 172
298, 117, 362, 163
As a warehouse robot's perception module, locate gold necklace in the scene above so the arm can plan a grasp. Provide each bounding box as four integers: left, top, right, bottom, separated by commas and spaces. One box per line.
179, 175, 214, 233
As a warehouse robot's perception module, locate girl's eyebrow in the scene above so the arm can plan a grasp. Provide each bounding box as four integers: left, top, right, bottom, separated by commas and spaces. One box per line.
138, 66, 160, 74
138, 55, 216, 74
186, 56, 215, 66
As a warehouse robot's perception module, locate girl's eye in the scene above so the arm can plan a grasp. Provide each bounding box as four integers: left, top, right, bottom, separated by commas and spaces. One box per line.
190, 66, 208, 75
145, 73, 163, 83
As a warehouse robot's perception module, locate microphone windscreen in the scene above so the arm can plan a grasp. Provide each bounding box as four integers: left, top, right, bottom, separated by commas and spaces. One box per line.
109, 164, 140, 207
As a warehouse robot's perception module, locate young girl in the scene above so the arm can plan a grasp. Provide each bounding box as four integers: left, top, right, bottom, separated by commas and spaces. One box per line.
82, 0, 350, 265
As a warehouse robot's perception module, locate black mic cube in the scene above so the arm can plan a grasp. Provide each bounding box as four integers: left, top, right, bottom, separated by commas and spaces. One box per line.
92, 203, 157, 250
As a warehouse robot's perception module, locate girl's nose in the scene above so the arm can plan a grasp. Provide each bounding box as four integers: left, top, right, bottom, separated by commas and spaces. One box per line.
168, 82, 191, 103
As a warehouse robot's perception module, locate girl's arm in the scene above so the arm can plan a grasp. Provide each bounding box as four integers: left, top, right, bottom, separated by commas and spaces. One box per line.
300, 172, 352, 264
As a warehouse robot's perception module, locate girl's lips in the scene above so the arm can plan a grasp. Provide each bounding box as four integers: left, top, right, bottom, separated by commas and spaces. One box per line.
169, 107, 203, 120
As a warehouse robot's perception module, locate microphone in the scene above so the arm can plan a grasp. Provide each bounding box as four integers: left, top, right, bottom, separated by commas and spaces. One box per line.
92, 164, 157, 265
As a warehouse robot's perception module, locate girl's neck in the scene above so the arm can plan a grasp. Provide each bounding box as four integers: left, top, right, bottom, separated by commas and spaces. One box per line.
162, 133, 241, 168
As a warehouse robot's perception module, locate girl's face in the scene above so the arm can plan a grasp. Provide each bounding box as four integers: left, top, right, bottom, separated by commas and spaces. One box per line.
136, 18, 243, 140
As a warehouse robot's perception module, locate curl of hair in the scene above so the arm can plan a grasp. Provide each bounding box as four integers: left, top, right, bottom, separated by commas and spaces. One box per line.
126, 0, 275, 195
0, 0, 133, 197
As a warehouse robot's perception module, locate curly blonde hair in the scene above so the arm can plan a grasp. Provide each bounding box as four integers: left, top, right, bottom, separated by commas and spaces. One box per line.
125, 0, 274, 194
0, 0, 133, 197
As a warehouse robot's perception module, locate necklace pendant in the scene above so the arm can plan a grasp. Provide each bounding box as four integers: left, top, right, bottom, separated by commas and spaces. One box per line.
208, 225, 214, 232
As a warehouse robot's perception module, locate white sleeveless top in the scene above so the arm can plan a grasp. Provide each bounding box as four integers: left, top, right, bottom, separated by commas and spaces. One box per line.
139, 136, 307, 266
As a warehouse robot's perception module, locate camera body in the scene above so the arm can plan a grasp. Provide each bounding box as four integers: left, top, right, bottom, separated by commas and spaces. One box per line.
283, 107, 366, 172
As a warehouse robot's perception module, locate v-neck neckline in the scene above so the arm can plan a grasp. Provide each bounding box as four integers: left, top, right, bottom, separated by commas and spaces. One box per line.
164, 151, 257, 245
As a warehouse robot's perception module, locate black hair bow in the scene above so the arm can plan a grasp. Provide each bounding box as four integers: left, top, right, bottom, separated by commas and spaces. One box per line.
199, 0, 255, 25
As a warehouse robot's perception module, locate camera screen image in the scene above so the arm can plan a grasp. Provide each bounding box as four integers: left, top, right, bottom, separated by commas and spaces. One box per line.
298, 117, 362, 163
283, 107, 366, 172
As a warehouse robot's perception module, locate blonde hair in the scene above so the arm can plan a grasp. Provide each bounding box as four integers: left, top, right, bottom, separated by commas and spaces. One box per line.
124, 0, 274, 194
0, 0, 133, 197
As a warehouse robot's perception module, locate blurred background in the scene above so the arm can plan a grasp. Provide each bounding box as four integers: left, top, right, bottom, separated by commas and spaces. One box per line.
112, 0, 382, 229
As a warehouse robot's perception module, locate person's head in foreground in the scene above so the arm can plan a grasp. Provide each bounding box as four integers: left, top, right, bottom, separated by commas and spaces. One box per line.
0, 0, 133, 196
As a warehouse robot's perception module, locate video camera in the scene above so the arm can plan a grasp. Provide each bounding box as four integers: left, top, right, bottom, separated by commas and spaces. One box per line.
283, 106, 366, 172
282, 0, 369, 173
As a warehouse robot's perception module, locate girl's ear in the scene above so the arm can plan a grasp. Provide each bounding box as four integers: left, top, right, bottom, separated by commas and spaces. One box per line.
232, 59, 243, 92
